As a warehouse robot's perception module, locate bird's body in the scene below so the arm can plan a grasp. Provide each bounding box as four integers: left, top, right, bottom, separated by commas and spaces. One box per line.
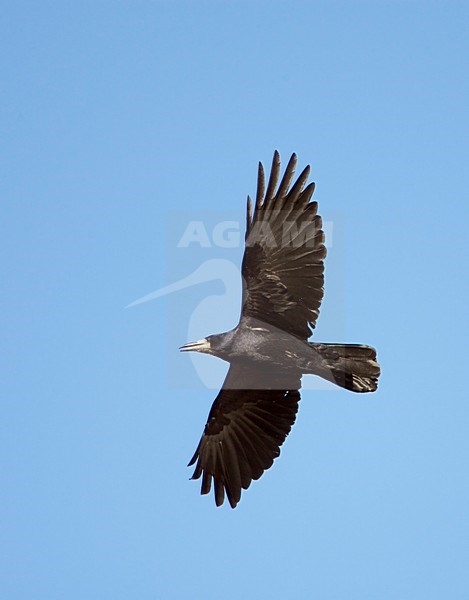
195, 317, 321, 373
232, 318, 314, 370
180, 151, 381, 508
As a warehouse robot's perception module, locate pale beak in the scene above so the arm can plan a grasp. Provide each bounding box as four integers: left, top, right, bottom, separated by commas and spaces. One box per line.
179, 338, 211, 353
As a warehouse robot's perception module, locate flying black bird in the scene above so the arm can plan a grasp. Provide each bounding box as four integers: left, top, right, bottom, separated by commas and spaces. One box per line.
180, 151, 380, 508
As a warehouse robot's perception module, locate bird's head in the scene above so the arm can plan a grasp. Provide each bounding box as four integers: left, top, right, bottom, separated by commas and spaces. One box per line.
179, 331, 234, 360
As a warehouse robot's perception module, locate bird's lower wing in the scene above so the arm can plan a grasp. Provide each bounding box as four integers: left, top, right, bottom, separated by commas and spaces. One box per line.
188, 363, 301, 508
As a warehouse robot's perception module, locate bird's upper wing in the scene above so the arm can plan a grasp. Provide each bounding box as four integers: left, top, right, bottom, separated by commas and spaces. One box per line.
188, 363, 301, 508
241, 151, 326, 340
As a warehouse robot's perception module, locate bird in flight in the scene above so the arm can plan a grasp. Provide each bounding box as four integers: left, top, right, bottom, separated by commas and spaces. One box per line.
180, 151, 380, 508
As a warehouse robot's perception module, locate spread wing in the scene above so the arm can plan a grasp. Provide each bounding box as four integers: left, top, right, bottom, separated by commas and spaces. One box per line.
241, 151, 326, 340
188, 363, 301, 508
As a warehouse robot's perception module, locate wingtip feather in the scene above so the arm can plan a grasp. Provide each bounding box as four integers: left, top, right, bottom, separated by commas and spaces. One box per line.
256, 162, 265, 210
246, 195, 253, 235
265, 151, 281, 203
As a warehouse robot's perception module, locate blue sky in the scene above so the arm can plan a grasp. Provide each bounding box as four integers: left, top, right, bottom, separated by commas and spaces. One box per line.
1, 1, 468, 598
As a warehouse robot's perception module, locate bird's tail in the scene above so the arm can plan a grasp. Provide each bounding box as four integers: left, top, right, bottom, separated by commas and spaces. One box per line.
309, 343, 380, 393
